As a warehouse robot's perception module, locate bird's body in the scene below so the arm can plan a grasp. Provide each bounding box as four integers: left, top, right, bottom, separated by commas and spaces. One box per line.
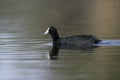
55, 35, 100, 46
44, 26, 101, 46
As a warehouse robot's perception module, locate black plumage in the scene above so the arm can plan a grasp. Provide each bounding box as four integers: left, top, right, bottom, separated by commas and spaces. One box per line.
44, 26, 101, 46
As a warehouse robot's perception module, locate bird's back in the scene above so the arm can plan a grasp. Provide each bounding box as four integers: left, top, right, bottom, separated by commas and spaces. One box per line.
55, 34, 101, 46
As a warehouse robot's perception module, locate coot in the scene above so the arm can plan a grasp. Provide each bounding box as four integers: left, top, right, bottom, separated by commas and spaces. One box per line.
44, 26, 101, 46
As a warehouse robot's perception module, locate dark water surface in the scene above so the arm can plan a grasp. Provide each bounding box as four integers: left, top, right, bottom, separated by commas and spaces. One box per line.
0, 0, 120, 80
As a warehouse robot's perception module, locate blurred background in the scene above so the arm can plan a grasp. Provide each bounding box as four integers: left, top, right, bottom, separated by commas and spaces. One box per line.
0, 0, 120, 80
0, 0, 120, 39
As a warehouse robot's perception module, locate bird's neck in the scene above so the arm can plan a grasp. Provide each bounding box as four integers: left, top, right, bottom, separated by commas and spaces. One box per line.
51, 31, 60, 42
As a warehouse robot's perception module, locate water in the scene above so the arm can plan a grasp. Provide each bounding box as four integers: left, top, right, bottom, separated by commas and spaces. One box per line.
0, 0, 120, 80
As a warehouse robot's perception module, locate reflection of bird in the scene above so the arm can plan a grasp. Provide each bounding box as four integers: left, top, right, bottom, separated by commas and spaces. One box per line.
44, 26, 101, 46
49, 44, 59, 60
49, 44, 98, 60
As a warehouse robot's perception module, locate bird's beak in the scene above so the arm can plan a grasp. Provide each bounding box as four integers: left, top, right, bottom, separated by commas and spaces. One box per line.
44, 27, 50, 34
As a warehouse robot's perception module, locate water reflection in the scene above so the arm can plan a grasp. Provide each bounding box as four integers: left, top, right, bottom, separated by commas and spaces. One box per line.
49, 44, 98, 60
